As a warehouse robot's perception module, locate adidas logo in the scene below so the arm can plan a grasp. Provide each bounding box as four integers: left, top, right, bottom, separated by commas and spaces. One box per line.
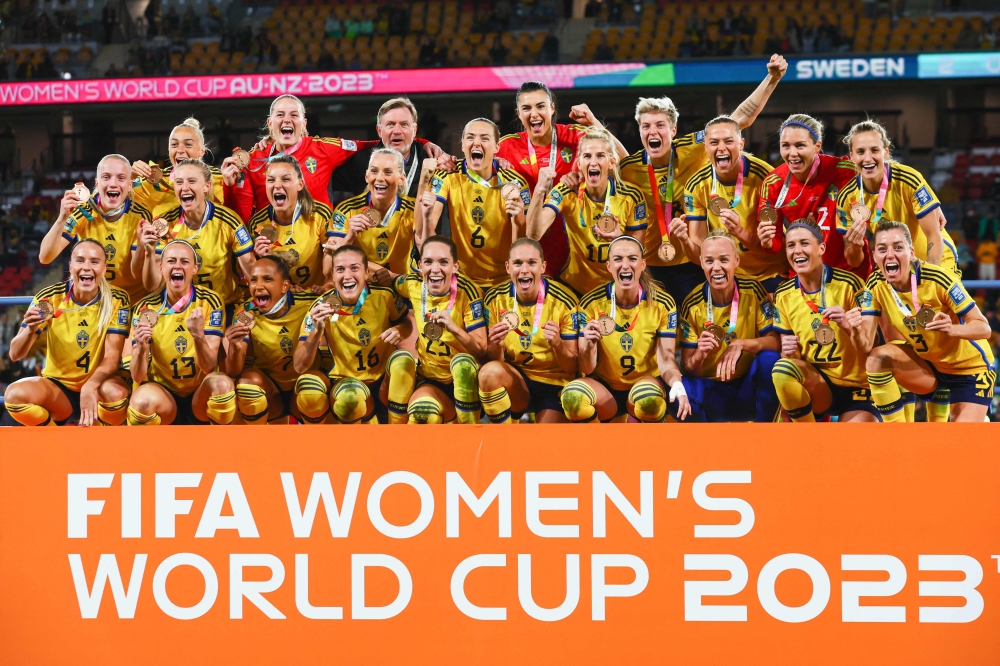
79, 319, 89, 327
378, 232, 388, 239
357, 318, 367, 325
286, 237, 296, 245
473, 196, 483, 203
105, 234, 116, 241
175, 324, 185, 332
279, 326, 289, 334
193, 243, 201, 249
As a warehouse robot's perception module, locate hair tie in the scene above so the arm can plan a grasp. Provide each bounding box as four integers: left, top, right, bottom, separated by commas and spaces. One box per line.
780, 121, 819, 142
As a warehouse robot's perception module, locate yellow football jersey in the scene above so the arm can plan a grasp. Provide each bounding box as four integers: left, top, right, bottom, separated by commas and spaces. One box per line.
131, 285, 225, 396
153, 202, 254, 305
836, 162, 959, 273
394, 273, 486, 382
859, 263, 995, 377
579, 283, 677, 391
62, 197, 151, 303
248, 202, 331, 288
240, 292, 316, 390
299, 285, 410, 384
430, 160, 531, 290
772, 267, 867, 387
679, 277, 775, 380
132, 165, 226, 219
684, 154, 785, 280
484, 277, 579, 385
543, 178, 647, 296
29, 281, 130, 391
619, 132, 709, 267
328, 192, 416, 276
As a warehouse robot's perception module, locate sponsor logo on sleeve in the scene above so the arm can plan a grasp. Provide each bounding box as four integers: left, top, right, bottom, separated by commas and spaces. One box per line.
209, 310, 223, 327
471, 300, 484, 320
634, 202, 647, 220
948, 284, 966, 304
915, 186, 933, 207
235, 227, 251, 245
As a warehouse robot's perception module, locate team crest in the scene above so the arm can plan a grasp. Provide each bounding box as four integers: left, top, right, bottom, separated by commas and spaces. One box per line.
560, 147, 573, 163
659, 182, 668, 198
280, 336, 293, 354
519, 334, 531, 350
305, 156, 318, 174
104, 244, 116, 260
174, 336, 188, 353
376, 242, 389, 261
904, 316, 917, 332
471, 206, 485, 224
620, 332, 634, 352
76, 330, 90, 349
358, 328, 371, 346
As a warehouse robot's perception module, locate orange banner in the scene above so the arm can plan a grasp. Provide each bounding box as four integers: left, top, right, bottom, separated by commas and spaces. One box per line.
1, 424, 999, 665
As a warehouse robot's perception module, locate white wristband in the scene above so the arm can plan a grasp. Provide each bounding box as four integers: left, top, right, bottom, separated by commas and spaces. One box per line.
669, 380, 687, 401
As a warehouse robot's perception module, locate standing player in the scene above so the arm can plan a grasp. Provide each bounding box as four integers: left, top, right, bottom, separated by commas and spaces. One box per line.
126, 240, 236, 425
130, 117, 225, 218
858, 221, 995, 422
619, 54, 787, 303
394, 236, 487, 424
561, 235, 689, 423
528, 127, 647, 296
247, 155, 332, 291
39, 154, 152, 303
222, 255, 325, 424
417, 118, 530, 290
680, 116, 784, 290
678, 231, 780, 421
295, 245, 417, 425
4, 240, 131, 426
326, 148, 416, 285
770, 220, 878, 422
136, 159, 255, 317
838, 120, 960, 274
480, 238, 579, 423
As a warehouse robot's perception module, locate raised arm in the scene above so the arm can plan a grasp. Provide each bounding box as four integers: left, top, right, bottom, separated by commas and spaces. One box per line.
39, 191, 78, 263
730, 54, 787, 129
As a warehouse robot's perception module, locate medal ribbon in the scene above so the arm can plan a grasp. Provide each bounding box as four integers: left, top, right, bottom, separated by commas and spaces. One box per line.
465, 160, 496, 188
157, 285, 195, 316
332, 286, 368, 322
888, 265, 924, 319
267, 201, 302, 246
799, 265, 829, 324
608, 286, 644, 332
247, 138, 305, 172
705, 281, 740, 336
170, 201, 212, 242
45, 281, 99, 318
710, 156, 745, 210
505, 279, 546, 336
260, 293, 289, 317
93, 194, 127, 221
857, 163, 890, 225
367, 192, 398, 229
578, 180, 613, 228
421, 274, 458, 323
775, 156, 822, 210
527, 127, 559, 178
646, 149, 674, 243
404, 148, 419, 194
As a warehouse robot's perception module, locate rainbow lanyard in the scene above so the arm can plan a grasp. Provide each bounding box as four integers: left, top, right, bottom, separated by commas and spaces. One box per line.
799, 265, 829, 322
44, 281, 98, 318
169, 201, 212, 242
710, 156, 745, 210
578, 180, 613, 228
607, 286, 644, 332
775, 156, 822, 209
248, 138, 305, 172
421, 274, 458, 323
157, 286, 195, 316
889, 266, 924, 319
858, 164, 890, 225
465, 160, 496, 188
705, 281, 740, 336
89, 194, 127, 222
508, 280, 546, 336
527, 126, 559, 178
646, 149, 674, 244
332, 286, 368, 323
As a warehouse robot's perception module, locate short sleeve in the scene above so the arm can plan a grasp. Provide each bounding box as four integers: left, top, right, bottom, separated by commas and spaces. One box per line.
388, 291, 409, 324
299, 297, 322, 340
544, 186, 569, 218
679, 311, 699, 348
771, 298, 792, 334
62, 210, 86, 243
626, 197, 647, 232
756, 297, 775, 336
683, 182, 707, 221
204, 303, 225, 336
232, 223, 254, 256
431, 170, 449, 205
944, 278, 974, 316
657, 300, 677, 338
463, 292, 486, 332
835, 188, 852, 234
857, 285, 880, 317
23, 294, 47, 334
328, 208, 348, 237
560, 304, 578, 340
109, 294, 131, 335
910, 176, 941, 219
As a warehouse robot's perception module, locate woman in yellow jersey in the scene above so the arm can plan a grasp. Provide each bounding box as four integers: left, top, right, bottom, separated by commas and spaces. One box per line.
326, 148, 416, 286
528, 128, 648, 296
678, 231, 780, 422
480, 238, 579, 423
222, 255, 326, 424
561, 235, 689, 422
39, 154, 152, 303
679, 116, 785, 291
769, 220, 879, 421
135, 159, 255, 318
5, 240, 131, 426
295, 245, 417, 424
838, 120, 960, 275
858, 221, 996, 422
247, 154, 331, 291
130, 117, 225, 218
127, 240, 235, 425
394, 235, 487, 424
416, 118, 530, 290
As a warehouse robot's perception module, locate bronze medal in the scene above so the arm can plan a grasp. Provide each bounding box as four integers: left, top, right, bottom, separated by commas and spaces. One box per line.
705, 323, 726, 344
597, 315, 616, 337
232, 149, 251, 170
595, 214, 617, 234
658, 241, 676, 263
139, 308, 158, 328
363, 208, 382, 226
815, 323, 835, 345
258, 223, 279, 243
322, 293, 343, 310
500, 311, 520, 331
151, 217, 169, 238
915, 306, 936, 328
424, 320, 444, 340
850, 202, 871, 225
500, 181, 520, 200
235, 309, 256, 330
72, 182, 91, 203
36, 299, 54, 320
148, 164, 164, 185
759, 206, 778, 225
272, 249, 299, 267
708, 197, 730, 215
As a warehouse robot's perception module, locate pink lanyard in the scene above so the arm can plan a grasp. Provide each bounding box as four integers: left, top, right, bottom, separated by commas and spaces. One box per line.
421, 274, 458, 322
706, 281, 740, 335
858, 165, 890, 224
710, 156, 744, 209
506, 279, 546, 336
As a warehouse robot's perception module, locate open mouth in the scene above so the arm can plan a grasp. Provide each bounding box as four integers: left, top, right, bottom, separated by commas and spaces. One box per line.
792, 255, 809, 270
280, 125, 295, 140
883, 259, 900, 278
587, 166, 601, 180
373, 181, 388, 195
253, 290, 271, 308
516, 274, 533, 290
179, 192, 195, 205
648, 136, 662, 150
341, 276, 358, 292
787, 157, 804, 171
710, 270, 726, 285
715, 153, 732, 169
169, 268, 185, 287
529, 118, 544, 133
273, 191, 287, 205
105, 189, 122, 204
861, 161, 877, 175
427, 273, 446, 292
78, 272, 95, 286
618, 269, 634, 285
469, 147, 485, 164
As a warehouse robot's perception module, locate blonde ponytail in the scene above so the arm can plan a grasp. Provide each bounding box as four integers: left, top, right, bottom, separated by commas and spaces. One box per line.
95, 275, 113, 336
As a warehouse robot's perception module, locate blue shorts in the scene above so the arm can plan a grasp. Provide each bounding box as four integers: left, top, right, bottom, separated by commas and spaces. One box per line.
817, 372, 881, 420
148, 382, 207, 425
512, 368, 565, 419
678, 350, 780, 423
47, 378, 81, 425
920, 365, 997, 408
591, 376, 631, 420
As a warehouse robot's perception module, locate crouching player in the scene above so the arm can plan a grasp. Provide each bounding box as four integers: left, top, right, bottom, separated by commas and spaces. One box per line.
678, 230, 780, 421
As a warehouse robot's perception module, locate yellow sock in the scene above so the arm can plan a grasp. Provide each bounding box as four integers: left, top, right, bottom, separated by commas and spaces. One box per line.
772, 359, 815, 422
901, 392, 916, 422
332, 378, 371, 424
927, 388, 951, 422
408, 396, 443, 424
126, 405, 161, 426
97, 397, 129, 426
206, 390, 236, 425
5, 402, 54, 426
479, 386, 512, 423
295, 374, 331, 424
866, 371, 906, 422
236, 383, 269, 425
386, 350, 417, 424
628, 381, 666, 422
560, 380, 598, 422
450, 353, 481, 424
